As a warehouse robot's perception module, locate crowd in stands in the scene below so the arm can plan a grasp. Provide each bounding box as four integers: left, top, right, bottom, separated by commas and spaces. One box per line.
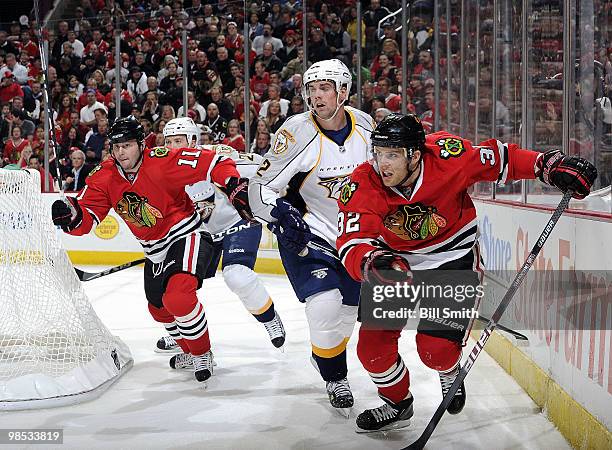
1, 0, 610, 191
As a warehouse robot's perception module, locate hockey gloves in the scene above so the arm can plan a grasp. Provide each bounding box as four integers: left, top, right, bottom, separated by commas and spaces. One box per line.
362, 249, 413, 285
52, 196, 83, 232
536, 150, 597, 199
269, 198, 312, 254
223, 177, 255, 222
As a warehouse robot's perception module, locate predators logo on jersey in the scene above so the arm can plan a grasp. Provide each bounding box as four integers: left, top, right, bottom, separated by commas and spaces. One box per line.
383, 203, 447, 240
116, 192, 164, 228
271, 129, 296, 155
318, 175, 351, 200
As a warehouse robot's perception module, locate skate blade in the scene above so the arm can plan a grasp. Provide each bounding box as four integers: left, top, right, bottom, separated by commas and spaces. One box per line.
354, 419, 411, 434
333, 407, 352, 419
155, 347, 182, 354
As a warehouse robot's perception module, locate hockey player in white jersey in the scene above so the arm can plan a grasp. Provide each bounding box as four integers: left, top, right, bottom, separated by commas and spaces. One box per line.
248, 59, 374, 415
156, 117, 286, 369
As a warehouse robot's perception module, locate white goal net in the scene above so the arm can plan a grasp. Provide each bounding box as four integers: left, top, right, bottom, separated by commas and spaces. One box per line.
0, 168, 133, 410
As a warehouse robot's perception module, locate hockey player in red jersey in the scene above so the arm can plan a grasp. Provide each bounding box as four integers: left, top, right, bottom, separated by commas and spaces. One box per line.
51, 116, 252, 385
336, 113, 597, 432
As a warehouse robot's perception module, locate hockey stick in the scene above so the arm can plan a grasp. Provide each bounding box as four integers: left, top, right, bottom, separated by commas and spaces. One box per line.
402, 191, 572, 450
75, 222, 262, 281
75, 259, 146, 281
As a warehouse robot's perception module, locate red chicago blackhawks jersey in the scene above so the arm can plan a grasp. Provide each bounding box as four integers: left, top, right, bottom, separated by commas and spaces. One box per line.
69, 146, 239, 263
337, 131, 540, 280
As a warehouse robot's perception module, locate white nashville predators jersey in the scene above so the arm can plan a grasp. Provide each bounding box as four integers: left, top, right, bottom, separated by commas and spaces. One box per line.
248, 107, 374, 246
186, 151, 264, 235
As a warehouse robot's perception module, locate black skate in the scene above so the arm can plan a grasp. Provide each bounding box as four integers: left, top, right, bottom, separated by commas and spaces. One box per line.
439, 363, 466, 415
263, 311, 286, 350
169, 352, 193, 370
326, 378, 354, 418
155, 335, 180, 353
193, 351, 214, 384
355, 396, 414, 433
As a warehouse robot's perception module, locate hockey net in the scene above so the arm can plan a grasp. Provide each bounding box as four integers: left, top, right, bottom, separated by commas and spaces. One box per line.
0, 168, 133, 410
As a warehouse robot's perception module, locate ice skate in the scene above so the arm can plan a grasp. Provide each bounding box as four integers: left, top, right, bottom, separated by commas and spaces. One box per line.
355, 395, 413, 433
169, 352, 193, 370
263, 311, 286, 350
326, 377, 354, 418
193, 351, 214, 384
155, 335, 180, 353
439, 364, 466, 415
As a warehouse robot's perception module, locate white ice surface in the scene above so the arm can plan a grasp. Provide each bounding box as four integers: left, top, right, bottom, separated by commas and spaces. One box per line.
0, 267, 570, 450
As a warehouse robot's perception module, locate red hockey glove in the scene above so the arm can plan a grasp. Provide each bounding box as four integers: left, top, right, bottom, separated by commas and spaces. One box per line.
535, 150, 597, 199
51, 196, 83, 232
223, 177, 255, 222
361, 249, 413, 285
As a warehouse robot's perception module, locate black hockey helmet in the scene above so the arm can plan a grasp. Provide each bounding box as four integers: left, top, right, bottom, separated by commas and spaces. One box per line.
108, 115, 145, 146
371, 113, 425, 156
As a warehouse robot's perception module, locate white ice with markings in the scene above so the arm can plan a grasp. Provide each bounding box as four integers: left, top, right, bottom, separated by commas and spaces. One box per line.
1, 267, 570, 449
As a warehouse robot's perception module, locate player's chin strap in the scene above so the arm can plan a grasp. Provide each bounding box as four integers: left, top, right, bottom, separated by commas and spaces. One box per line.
309, 91, 346, 122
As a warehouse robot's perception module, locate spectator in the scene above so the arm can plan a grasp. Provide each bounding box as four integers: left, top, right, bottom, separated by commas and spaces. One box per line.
370, 39, 403, 79
0, 72, 24, 104
281, 47, 305, 80
326, 17, 352, 65
260, 84, 290, 118
351, 52, 372, 86
276, 30, 299, 65
0, 30, 18, 55
84, 119, 108, 163
309, 27, 333, 63
250, 60, 270, 101
62, 149, 92, 192
252, 23, 284, 55
16, 145, 33, 168
364, 0, 391, 33
30, 125, 46, 156
80, 89, 107, 127
210, 87, 234, 121
374, 54, 397, 82
225, 21, 244, 55
253, 42, 284, 74
56, 94, 75, 129
215, 46, 234, 87
66, 30, 85, 58
248, 13, 264, 40
59, 126, 86, 160
159, 62, 181, 93
27, 155, 56, 193
413, 49, 435, 80
251, 129, 272, 156
263, 100, 286, 134
222, 119, 246, 152
178, 91, 206, 122
11, 109, 35, 137
67, 75, 84, 99
287, 95, 305, 117
203, 103, 228, 143
3, 125, 28, 164
0, 53, 28, 85
127, 66, 149, 102
374, 107, 392, 124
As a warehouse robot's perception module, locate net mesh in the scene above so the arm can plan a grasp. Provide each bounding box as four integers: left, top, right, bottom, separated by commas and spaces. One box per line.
0, 169, 132, 409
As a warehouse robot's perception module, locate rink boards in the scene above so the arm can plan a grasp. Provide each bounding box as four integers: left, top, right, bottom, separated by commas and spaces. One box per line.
474, 199, 611, 449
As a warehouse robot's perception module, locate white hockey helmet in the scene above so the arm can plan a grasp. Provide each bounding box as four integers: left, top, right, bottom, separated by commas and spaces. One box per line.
302, 59, 352, 110
163, 117, 200, 147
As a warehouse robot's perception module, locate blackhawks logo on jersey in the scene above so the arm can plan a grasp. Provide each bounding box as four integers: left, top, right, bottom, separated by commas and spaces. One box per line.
319, 175, 351, 200
150, 146, 171, 158
116, 192, 163, 228
437, 138, 465, 159
384, 203, 447, 240
339, 182, 358, 205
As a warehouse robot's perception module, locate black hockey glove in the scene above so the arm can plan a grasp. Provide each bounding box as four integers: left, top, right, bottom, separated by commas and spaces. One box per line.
269, 198, 312, 254
223, 177, 255, 222
535, 150, 597, 199
52, 196, 83, 232
361, 249, 413, 285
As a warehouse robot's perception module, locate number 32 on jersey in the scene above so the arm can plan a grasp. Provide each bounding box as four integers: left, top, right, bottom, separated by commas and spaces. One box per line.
338, 212, 360, 234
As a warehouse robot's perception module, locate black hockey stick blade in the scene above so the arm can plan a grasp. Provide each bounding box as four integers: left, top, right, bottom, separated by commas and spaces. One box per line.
476, 315, 528, 340
402, 191, 572, 450
75, 258, 146, 281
